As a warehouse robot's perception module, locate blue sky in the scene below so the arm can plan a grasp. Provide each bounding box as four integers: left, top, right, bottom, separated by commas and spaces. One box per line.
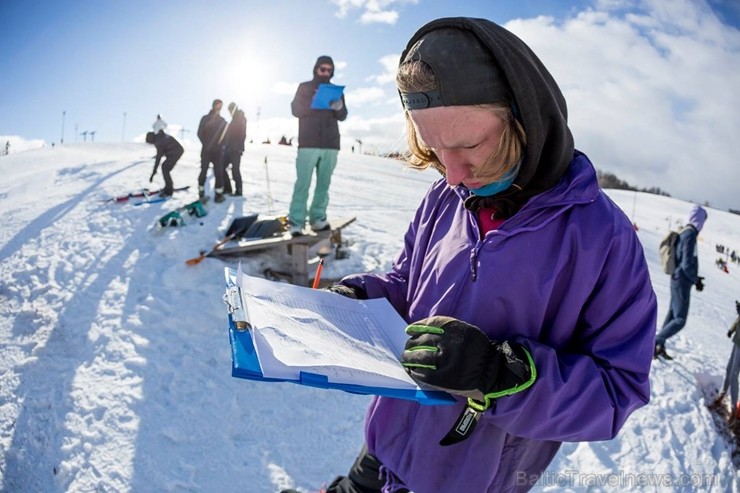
1, 0, 739, 209
0, 0, 594, 143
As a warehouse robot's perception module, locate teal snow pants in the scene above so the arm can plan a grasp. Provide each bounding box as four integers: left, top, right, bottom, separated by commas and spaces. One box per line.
288, 148, 338, 227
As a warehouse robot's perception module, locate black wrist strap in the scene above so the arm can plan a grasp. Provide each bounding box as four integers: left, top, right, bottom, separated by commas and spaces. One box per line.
440, 403, 485, 446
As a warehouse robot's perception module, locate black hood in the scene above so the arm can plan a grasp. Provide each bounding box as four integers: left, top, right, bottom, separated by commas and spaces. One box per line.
313, 55, 335, 82
400, 17, 574, 215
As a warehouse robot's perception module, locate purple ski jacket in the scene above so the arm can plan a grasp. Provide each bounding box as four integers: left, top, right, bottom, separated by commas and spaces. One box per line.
341, 152, 657, 492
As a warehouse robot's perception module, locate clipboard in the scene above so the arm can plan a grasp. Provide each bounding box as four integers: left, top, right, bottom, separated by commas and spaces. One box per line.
223, 268, 455, 406
310, 83, 345, 110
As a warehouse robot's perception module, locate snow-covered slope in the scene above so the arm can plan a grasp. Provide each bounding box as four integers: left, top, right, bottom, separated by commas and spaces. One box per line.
0, 143, 738, 492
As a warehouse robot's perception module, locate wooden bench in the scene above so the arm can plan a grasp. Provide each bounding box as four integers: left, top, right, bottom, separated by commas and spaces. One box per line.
209, 217, 356, 286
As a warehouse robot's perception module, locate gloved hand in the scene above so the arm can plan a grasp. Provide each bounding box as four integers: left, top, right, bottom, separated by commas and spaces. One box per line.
402, 316, 535, 410
329, 99, 344, 111
735, 300, 740, 316
149, 164, 158, 183
695, 276, 705, 292
324, 284, 366, 300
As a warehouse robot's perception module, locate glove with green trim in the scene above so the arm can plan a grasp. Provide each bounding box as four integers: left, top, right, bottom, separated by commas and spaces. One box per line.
402, 316, 536, 410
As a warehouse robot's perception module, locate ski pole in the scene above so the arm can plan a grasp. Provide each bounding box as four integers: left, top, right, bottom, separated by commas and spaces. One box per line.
264, 156, 274, 214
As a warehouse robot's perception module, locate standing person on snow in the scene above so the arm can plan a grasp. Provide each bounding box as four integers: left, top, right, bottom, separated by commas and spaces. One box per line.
283, 17, 657, 493
222, 102, 247, 197
654, 204, 708, 360
152, 114, 167, 134
287, 55, 348, 236
197, 99, 228, 203
711, 301, 740, 425
145, 131, 183, 197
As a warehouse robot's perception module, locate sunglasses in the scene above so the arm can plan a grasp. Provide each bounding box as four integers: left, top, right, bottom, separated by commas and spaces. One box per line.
317, 66, 333, 74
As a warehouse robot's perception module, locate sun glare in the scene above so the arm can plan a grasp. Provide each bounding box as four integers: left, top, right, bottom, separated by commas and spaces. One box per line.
219, 48, 275, 110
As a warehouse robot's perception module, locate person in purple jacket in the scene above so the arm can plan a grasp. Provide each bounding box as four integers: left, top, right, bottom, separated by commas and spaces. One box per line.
283, 17, 657, 493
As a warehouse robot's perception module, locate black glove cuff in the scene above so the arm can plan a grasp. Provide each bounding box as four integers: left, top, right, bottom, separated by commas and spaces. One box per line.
471, 343, 536, 412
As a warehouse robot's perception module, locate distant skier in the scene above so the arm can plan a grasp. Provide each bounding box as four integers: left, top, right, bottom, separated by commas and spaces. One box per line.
197, 99, 228, 203
145, 131, 183, 197
153, 114, 167, 134
654, 204, 708, 360
222, 102, 247, 197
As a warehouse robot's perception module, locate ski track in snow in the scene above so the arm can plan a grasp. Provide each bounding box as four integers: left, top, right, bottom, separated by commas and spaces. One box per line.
0, 143, 739, 492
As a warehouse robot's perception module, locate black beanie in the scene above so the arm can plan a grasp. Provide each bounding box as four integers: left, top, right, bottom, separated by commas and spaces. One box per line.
399, 28, 512, 110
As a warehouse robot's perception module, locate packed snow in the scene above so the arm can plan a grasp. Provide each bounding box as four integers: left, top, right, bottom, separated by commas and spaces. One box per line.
0, 142, 738, 492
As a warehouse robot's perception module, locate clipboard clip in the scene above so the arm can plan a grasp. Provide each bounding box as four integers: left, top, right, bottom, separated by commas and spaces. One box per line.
223, 285, 250, 331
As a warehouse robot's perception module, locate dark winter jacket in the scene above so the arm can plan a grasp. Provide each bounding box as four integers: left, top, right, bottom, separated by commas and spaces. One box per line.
197, 110, 227, 153
225, 110, 247, 154
674, 225, 700, 284
291, 57, 347, 150
153, 132, 183, 168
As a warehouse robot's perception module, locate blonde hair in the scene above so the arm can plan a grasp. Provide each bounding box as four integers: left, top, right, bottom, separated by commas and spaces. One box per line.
396, 60, 526, 181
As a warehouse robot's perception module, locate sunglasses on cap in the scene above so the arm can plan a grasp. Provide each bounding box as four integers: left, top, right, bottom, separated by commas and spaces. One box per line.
317, 65, 333, 74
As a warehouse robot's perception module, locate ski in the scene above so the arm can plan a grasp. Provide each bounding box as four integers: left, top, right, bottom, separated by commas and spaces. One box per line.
133, 197, 168, 206
103, 185, 190, 204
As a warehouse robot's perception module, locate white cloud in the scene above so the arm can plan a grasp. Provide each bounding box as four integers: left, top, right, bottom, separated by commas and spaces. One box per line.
327, 0, 737, 208
346, 86, 387, 106
272, 81, 299, 96
360, 9, 398, 25
331, 0, 365, 18
330, 0, 418, 25
502, 0, 740, 209
366, 54, 401, 85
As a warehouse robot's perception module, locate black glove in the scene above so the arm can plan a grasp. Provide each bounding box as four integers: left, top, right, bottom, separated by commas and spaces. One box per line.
695, 276, 705, 292
401, 316, 535, 410
324, 284, 366, 300
149, 164, 158, 183
735, 300, 740, 316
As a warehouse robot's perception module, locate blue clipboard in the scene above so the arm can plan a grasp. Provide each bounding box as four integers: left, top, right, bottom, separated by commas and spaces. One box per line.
311, 83, 345, 110
224, 268, 455, 406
